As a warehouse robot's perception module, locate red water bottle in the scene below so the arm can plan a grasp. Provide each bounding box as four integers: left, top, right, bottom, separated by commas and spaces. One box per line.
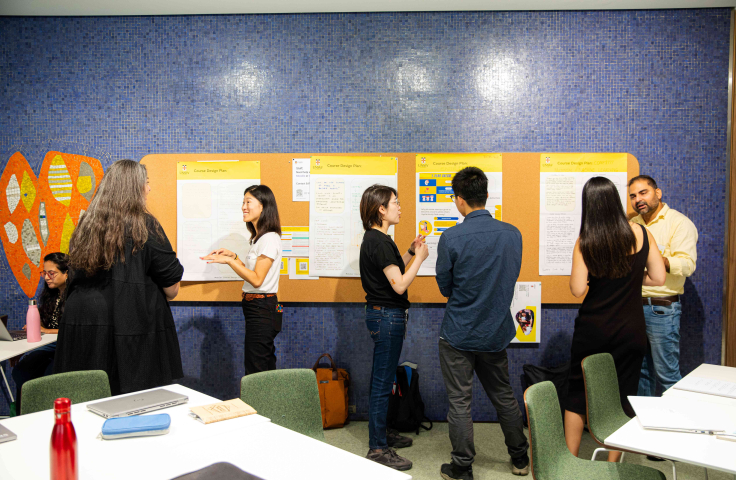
50, 398, 78, 480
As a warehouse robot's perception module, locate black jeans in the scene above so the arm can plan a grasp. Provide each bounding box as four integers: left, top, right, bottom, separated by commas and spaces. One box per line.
241, 295, 281, 375
439, 338, 528, 467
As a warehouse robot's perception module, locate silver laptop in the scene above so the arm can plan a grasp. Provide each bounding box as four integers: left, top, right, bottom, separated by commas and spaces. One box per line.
0, 314, 43, 342
87, 388, 189, 418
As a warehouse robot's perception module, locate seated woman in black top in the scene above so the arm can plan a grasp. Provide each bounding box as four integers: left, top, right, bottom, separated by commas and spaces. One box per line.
54, 159, 184, 395
12, 252, 68, 414
359, 184, 428, 472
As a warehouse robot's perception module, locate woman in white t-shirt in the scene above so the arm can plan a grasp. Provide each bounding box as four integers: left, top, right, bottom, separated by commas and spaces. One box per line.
202, 185, 283, 375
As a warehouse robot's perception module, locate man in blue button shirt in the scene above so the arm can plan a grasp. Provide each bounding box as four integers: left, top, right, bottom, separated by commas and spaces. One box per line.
436, 167, 529, 480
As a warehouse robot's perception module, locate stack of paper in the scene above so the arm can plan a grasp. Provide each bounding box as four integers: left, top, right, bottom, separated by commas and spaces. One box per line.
673, 376, 736, 399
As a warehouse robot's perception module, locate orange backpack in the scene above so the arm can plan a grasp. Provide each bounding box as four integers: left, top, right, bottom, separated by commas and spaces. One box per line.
311, 353, 350, 429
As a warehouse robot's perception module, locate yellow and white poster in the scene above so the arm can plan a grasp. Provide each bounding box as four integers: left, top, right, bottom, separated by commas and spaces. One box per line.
308, 156, 397, 277
539, 153, 627, 275
176, 160, 260, 281
415, 153, 502, 276
510, 282, 541, 344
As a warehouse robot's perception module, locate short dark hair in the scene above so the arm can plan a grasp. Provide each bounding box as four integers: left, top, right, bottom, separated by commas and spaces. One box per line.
628, 175, 658, 189
244, 185, 281, 244
451, 167, 488, 208
360, 184, 397, 231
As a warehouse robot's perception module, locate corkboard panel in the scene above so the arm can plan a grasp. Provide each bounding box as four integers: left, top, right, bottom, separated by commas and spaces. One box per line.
141, 153, 638, 304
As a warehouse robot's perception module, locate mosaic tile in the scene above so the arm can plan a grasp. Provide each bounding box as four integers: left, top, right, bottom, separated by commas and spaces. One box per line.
0, 9, 730, 420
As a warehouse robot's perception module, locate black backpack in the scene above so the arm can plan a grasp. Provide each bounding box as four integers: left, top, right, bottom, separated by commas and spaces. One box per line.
520, 362, 570, 426
386, 363, 433, 434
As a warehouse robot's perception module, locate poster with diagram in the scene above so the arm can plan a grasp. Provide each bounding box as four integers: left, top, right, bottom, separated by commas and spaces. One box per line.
539, 153, 627, 276
509, 282, 541, 344
308, 156, 398, 277
415, 153, 502, 276
177, 160, 260, 281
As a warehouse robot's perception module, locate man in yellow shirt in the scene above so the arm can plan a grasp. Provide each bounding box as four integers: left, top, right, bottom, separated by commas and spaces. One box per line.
629, 175, 698, 396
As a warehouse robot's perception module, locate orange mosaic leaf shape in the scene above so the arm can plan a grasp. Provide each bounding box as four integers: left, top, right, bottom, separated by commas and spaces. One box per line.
0, 151, 104, 298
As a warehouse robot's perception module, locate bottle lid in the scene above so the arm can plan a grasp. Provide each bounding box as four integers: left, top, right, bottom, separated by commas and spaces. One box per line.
28, 299, 37, 306
54, 398, 71, 412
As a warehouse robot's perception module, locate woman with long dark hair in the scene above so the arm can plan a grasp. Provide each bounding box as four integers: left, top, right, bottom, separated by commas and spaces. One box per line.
564, 177, 666, 460
12, 252, 68, 413
358, 184, 427, 471
202, 185, 283, 375
54, 159, 184, 395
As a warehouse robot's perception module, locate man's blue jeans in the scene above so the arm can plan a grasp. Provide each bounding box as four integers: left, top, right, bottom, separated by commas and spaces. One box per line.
638, 300, 682, 396
366, 305, 407, 450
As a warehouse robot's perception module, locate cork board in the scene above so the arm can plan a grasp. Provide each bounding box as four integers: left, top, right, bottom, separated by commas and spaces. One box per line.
141, 153, 639, 304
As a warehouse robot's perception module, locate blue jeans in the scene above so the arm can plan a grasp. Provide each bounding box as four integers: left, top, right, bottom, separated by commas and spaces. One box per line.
638, 300, 682, 396
366, 305, 407, 450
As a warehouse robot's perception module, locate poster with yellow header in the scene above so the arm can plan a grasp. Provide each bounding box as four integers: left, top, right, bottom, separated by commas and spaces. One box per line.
177, 160, 260, 281
308, 156, 398, 277
416, 153, 502, 276
510, 282, 541, 344
539, 153, 627, 275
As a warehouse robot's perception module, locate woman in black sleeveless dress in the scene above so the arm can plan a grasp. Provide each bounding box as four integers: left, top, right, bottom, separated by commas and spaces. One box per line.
564, 177, 666, 461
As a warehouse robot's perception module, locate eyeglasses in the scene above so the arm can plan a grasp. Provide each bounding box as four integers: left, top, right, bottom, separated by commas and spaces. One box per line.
40, 270, 58, 279
449, 194, 456, 201
392, 199, 401, 207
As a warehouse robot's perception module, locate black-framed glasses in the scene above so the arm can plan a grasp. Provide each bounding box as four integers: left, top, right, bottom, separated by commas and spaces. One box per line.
449, 194, 456, 201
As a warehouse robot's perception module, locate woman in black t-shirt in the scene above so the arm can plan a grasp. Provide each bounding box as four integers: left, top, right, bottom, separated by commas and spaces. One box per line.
358, 184, 428, 471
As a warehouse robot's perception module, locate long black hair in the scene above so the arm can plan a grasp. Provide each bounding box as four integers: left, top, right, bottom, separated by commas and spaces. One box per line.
39, 252, 69, 324
579, 177, 637, 279
244, 185, 281, 244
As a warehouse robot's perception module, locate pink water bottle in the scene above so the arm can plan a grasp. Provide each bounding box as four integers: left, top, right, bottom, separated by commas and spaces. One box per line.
26, 299, 41, 343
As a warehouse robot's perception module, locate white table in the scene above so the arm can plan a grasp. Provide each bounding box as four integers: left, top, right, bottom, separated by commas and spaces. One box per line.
605, 364, 736, 475
0, 383, 412, 480
0, 334, 58, 403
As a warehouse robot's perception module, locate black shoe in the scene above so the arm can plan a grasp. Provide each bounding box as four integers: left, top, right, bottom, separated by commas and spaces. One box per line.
440, 462, 473, 480
647, 455, 666, 462
511, 454, 530, 476
387, 428, 413, 448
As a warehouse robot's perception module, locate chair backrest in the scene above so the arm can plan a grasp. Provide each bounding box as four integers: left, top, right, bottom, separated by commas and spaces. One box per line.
523, 381, 576, 479
241, 369, 325, 441
582, 353, 630, 444
21, 370, 112, 415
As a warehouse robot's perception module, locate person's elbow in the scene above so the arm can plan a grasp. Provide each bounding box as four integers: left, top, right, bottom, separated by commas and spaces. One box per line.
251, 277, 265, 288
438, 285, 452, 298
163, 282, 180, 300
392, 283, 408, 295
569, 281, 586, 298
651, 270, 667, 286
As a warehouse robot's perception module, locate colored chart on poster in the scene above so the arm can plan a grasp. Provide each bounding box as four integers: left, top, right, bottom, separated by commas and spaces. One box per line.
415, 153, 502, 276
539, 153, 627, 275
308, 156, 398, 277
510, 282, 541, 344
177, 160, 260, 281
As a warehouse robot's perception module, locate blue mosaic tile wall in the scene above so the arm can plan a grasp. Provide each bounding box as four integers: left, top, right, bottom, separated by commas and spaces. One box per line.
0, 10, 729, 420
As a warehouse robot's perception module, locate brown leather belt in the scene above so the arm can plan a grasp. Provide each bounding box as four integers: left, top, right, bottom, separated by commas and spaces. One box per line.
243, 292, 276, 301
643, 295, 679, 306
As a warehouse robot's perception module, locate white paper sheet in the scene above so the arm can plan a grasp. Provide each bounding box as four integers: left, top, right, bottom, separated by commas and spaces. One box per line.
292, 158, 310, 202
509, 282, 542, 344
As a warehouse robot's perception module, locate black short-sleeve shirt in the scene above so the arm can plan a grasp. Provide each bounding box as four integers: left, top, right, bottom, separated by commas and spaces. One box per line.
359, 229, 410, 310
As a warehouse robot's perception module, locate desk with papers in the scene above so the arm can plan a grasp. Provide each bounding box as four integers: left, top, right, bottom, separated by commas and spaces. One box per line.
0, 383, 412, 480
605, 364, 736, 475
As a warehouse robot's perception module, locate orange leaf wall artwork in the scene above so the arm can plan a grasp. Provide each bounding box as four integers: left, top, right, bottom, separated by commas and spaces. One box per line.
0, 152, 104, 298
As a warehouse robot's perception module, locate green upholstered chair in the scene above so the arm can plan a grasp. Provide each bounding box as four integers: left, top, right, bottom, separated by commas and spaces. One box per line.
240, 369, 325, 441
21, 370, 112, 415
523, 381, 666, 480
582, 353, 683, 479
581, 353, 632, 462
